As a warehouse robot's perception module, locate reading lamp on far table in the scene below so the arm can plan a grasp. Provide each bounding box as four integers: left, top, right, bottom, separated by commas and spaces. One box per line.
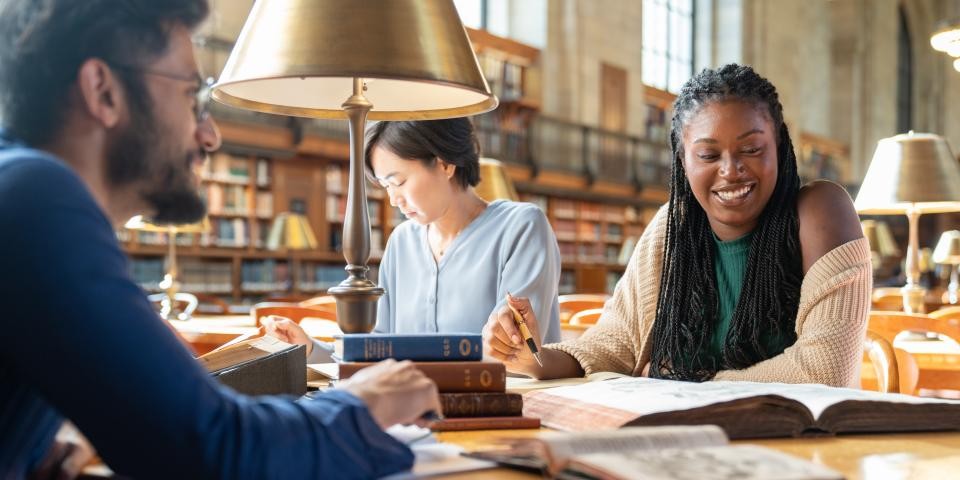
125, 215, 210, 321
211, 0, 497, 333
854, 132, 960, 313
266, 212, 319, 294
934, 230, 960, 305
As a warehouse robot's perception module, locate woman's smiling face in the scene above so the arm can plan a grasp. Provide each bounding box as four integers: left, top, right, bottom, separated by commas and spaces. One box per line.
681, 100, 779, 241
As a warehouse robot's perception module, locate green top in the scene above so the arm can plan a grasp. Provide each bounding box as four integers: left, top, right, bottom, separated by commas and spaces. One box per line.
709, 231, 753, 358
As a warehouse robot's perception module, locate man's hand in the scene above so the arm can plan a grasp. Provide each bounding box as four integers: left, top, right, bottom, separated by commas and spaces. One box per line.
338, 359, 442, 429
30, 422, 95, 480
482, 294, 542, 377
262, 315, 313, 356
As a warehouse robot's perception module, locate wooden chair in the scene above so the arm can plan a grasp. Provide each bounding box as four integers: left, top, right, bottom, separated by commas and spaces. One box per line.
862, 330, 918, 394
930, 305, 960, 322
250, 303, 337, 326
298, 295, 338, 315
868, 311, 960, 345
558, 294, 609, 323
872, 287, 905, 311
568, 308, 603, 325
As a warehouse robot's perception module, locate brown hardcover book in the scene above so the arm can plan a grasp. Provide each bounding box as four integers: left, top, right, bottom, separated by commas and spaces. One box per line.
337, 361, 506, 393
430, 416, 540, 432
440, 392, 523, 418
522, 376, 960, 439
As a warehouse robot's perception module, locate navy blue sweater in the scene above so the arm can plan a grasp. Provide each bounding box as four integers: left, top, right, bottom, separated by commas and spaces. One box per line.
0, 140, 413, 479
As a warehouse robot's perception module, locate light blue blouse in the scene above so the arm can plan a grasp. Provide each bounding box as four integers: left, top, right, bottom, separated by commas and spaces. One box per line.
309, 200, 562, 362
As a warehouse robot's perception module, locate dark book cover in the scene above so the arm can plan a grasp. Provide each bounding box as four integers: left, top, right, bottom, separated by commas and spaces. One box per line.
338, 361, 506, 393
210, 344, 306, 397
440, 392, 523, 418
335, 333, 482, 362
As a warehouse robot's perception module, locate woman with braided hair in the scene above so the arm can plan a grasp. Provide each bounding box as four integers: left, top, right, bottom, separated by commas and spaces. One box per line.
483, 64, 870, 386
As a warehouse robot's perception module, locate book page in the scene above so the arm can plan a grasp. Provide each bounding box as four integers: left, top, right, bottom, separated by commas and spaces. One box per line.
567, 445, 842, 480
527, 377, 960, 421
505, 371, 629, 394
198, 336, 292, 372
539, 425, 727, 460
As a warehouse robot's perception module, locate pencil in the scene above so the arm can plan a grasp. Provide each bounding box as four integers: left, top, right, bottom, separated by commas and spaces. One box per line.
505, 292, 543, 367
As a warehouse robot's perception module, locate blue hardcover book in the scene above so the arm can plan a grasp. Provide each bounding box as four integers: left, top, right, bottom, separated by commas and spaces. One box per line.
334, 333, 482, 362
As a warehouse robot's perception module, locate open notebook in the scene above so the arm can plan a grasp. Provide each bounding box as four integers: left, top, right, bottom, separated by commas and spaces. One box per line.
522, 376, 960, 439
466, 425, 841, 480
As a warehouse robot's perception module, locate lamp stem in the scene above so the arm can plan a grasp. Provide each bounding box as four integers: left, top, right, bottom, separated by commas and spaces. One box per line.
159, 226, 181, 321
950, 265, 959, 305
328, 78, 385, 333
902, 207, 926, 313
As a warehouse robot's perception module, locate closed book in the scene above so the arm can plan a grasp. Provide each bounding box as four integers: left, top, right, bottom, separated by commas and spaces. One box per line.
430, 416, 540, 432
338, 361, 506, 393
334, 333, 482, 362
440, 393, 523, 418
198, 335, 306, 397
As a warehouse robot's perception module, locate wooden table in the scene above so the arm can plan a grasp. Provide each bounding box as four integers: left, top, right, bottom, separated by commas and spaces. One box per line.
434, 429, 960, 479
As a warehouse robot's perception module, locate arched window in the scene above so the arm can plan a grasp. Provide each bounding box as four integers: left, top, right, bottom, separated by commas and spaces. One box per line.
897, 5, 913, 133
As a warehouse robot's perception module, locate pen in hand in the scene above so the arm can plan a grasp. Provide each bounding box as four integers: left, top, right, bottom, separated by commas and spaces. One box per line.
505, 292, 543, 367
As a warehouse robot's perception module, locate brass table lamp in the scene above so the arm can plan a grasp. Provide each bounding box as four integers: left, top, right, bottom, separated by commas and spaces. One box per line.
854, 132, 960, 313
934, 230, 960, 305
211, 0, 497, 333
125, 215, 209, 321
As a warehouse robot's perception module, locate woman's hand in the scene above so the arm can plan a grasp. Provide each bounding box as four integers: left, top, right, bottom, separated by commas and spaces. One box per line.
262, 315, 313, 357
482, 294, 542, 377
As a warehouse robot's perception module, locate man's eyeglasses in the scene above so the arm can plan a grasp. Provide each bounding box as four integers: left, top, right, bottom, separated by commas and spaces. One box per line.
108, 63, 214, 123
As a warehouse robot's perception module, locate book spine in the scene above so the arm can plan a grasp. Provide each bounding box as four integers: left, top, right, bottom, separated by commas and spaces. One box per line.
430, 416, 541, 432
439, 393, 523, 418
340, 335, 482, 362
339, 362, 506, 393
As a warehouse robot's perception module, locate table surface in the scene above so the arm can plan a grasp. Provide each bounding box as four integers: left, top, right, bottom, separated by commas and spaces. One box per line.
433, 429, 960, 479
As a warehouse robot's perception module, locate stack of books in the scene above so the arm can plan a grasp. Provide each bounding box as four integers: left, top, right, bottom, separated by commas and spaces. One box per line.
327, 333, 540, 431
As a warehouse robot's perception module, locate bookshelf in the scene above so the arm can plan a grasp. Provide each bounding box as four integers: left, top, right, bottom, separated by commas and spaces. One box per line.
520, 192, 659, 294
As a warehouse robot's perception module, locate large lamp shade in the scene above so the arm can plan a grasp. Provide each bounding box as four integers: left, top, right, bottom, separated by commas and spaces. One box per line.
212, 0, 497, 119
211, 0, 497, 333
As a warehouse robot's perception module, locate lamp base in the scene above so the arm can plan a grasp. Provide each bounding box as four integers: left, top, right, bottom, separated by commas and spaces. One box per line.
328, 280, 384, 333
901, 283, 927, 314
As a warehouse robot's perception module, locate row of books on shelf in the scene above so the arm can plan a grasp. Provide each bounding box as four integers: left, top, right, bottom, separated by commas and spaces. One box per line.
240, 259, 291, 292
203, 153, 270, 187
127, 219, 270, 250
329, 228, 384, 256
130, 258, 232, 294
550, 199, 646, 224
297, 263, 349, 292
206, 184, 273, 218
325, 195, 383, 226
477, 51, 524, 102
558, 244, 624, 264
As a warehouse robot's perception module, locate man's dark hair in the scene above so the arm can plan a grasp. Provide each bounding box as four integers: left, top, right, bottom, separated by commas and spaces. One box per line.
364, 118, 481, 189
0, 0, 209, 146
649, 64, 803, 382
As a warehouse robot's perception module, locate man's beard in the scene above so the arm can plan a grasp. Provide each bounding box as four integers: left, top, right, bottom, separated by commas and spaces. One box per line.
106, 102, 207, 225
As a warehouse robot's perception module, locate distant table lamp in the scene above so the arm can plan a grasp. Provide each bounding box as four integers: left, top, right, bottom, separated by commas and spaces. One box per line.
475, 158, 519, 202
211, 0, 497, 333
934, 230, 960, 305
854, 132, 960, 313
861, 219, 900, 271
267, 212, 318, 294
125, 215, 209, 321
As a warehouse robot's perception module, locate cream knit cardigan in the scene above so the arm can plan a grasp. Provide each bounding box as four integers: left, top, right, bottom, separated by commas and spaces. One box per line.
548, 205, 872, 388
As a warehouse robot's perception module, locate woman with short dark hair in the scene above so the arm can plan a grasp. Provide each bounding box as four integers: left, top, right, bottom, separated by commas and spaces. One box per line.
268, 118, 562, 362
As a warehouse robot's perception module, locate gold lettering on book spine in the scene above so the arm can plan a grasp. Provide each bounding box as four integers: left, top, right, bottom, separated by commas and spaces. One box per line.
459, 338, 472, 357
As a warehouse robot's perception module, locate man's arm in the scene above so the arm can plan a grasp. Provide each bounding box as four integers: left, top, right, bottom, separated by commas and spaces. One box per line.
0, 159, 414, 479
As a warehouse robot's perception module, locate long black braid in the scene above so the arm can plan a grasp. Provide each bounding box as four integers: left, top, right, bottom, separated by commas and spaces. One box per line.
649, 64, 803, 382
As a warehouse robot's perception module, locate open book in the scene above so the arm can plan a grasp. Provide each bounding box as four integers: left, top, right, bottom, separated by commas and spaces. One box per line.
198, 333, 306, 396
466, 425, 842, 480
523, 376, 960, 439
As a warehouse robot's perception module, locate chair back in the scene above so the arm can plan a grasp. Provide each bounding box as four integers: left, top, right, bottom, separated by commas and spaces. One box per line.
868, 311, 960, 345
872, 287, 904, 311
251, 303, 337, 326
558, 294, 609, 323
298, 295, 338, 315
863, 331, 901, 393
929, 305, 960, 322
569, 308, 603, 325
